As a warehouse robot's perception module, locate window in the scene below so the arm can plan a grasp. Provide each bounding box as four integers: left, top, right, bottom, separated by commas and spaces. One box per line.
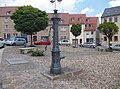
60, 19, 63, 23
104, 18, 107, 22
4, 33, 10, 39
5, 17, 8, 22
61, 27, 67, 31
114, 17, 118, 22
86, 18, 90, 22
13, 33, 18, 36
71, 17, 75, 22
80, 39, 82, 44
86, 33, 89, 35
5, 25, 8, 29
114, 36, 118, 41
6, 11, 11, 15
104, 36, 107, 41
109, 18, 112, 22
60, 36, 66, 40
91, 31, 94, 35
89, 24, 93, 27
7, 33, 10, 39
78, 17, 82, 22
85, 24, 89, 28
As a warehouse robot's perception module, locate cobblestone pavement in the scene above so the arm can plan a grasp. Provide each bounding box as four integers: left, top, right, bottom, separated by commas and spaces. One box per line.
0, 45, 120, 89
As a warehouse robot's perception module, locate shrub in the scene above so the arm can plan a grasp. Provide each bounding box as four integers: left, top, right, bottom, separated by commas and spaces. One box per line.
31, 49, 44, 56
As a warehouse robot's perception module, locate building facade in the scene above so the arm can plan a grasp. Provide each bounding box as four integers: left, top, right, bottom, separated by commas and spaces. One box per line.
0, 6, 21, 39
69, 14, 99, 45
36, 13, 70, 42
101, 6, 120, 46
0, 6, 99, 44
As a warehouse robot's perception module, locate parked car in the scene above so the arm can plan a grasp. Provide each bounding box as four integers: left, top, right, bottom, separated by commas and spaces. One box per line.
34, 39, 51, 45
80, 42, 96, 48
5, 38, 26, 46
15, 36, 28, 43
59, 39, 71, 46
0, 38, 5, 48
111, 44, 120, 51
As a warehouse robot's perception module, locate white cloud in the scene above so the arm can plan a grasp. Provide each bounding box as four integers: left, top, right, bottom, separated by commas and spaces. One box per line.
81, 8, 94, 14
108, 0, 120, 7
95, 12, 103, 23
0, 0, 83, 13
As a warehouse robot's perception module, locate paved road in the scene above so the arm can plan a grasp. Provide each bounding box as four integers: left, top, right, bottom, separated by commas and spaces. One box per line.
0, 48, 4, 63
0, 48, 4, 89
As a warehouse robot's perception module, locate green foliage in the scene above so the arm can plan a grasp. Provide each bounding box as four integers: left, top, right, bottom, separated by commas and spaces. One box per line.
98, 22, 119, 49
11, 5, 48, 46
71, 24, 82, 37
31, 49, 44, 56
98, 22, 119, 37
71, 24, 82, 47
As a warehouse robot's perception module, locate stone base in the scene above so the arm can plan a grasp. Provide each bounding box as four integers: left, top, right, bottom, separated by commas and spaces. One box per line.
41, 67, 83, 80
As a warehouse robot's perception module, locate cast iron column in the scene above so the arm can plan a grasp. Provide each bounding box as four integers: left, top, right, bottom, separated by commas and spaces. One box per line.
50, 10, 61, 74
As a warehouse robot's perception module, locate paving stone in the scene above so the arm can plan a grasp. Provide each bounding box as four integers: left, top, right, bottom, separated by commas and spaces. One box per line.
1, 46, 120, 89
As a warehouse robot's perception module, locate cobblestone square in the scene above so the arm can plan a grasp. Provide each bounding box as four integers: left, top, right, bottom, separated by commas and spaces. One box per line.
0, 46, 120, 89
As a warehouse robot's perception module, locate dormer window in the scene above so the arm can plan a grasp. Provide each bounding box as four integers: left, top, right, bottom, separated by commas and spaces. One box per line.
71, 17, 75, 22
86, 18, 90, 22
6, 11, 11, 15
60, 19, 63, 23
78, 17, 82, 22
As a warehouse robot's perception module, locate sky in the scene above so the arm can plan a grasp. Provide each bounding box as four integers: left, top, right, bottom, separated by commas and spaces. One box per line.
0, 0, 120, 19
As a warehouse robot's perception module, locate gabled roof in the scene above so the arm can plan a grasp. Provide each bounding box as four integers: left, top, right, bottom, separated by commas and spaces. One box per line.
102, 6, 120, 18
48, 13, 69, 25
69, 14, 86, 24
0, 6, 18, 16
85, 17, 98, 31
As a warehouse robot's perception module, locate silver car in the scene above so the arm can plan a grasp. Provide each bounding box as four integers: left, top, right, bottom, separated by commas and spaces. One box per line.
81, 42, 96, 48
59, 39, 71, 46
5, 38, 26, 46
0, 40, 5, 48
0, 37, 5, 48
111, 44, 120, 51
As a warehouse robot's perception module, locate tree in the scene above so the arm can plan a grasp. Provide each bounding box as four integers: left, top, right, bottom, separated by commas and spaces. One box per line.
11, 5, 48, 46
71, 24, 82, 47
98, 22, 119, 49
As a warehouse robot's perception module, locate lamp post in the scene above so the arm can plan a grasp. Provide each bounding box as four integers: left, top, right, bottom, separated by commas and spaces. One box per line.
50, 0, 62, 74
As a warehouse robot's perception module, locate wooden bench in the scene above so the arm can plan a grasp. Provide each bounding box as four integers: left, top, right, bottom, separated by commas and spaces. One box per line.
19, 47, 35, 54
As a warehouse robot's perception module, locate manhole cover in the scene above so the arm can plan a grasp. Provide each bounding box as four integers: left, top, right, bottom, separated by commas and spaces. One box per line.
6, 58, 28, 65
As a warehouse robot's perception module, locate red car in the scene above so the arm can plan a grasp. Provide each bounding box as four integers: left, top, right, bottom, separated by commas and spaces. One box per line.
34, 39, 51, 45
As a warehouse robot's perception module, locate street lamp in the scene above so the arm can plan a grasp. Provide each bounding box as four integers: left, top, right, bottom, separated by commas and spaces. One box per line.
50, 0, 62, 74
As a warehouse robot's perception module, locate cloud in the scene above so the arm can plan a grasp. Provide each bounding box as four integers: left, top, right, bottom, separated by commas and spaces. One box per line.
0, 0, 84, 13
95, 12, 103, 23
81, 8, 94, 14
108, 0, 120, 7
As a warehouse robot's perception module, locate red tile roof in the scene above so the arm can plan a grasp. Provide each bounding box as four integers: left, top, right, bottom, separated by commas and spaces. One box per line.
48, 13, 69, 25
69, 14, 98, 31
69, 14, 86, 24
0, 6, 18, 16
85, 17, 98, 31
